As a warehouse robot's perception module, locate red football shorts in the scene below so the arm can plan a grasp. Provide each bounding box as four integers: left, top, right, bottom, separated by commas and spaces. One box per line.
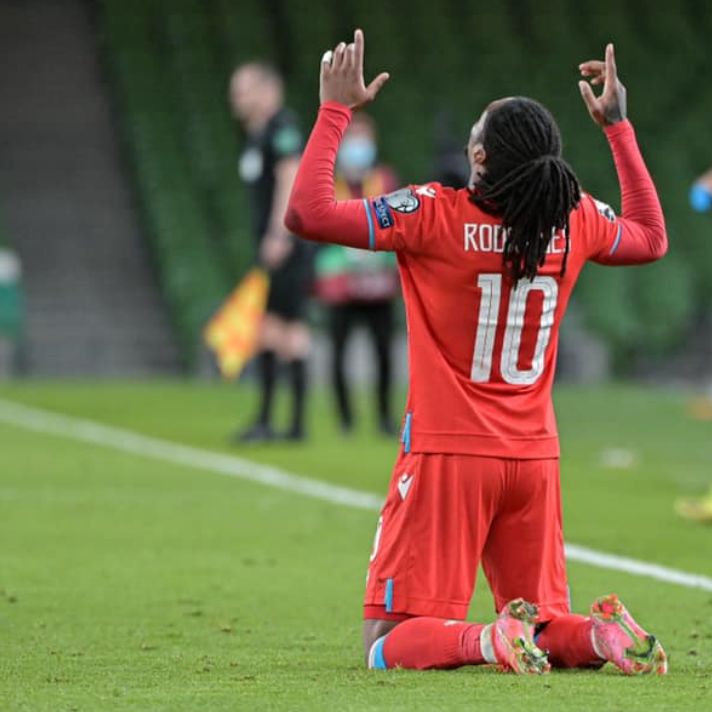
364, 451, 570, 623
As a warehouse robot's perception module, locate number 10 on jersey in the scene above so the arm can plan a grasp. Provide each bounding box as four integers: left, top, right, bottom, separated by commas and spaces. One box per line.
471, 274, 558, 386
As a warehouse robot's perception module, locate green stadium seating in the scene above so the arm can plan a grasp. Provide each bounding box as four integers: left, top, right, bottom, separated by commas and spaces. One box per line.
98, 0, 712, 370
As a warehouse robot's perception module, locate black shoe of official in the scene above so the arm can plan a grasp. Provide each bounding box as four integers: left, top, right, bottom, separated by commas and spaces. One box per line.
281, 426, 306, 443
233, 422, 275, 444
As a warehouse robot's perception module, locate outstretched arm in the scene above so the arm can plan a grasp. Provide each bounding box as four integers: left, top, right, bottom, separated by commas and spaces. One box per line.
579, 44, 667, 265
284, 30, 390, 248
284, 101, 368, 247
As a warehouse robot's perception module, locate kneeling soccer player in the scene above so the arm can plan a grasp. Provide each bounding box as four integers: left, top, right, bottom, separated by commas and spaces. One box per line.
285, 30, 668, 675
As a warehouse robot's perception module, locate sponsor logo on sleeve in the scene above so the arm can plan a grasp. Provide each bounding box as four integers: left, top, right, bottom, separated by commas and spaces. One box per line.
371, 196, 395, 229
385, 188, 421, 214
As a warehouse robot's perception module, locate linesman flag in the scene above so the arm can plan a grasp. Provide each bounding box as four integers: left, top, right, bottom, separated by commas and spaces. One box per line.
204, 268, 269, 379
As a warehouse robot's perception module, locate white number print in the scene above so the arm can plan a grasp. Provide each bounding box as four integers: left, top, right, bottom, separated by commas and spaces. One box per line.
470, 274, 558, 386
470, 274, 502, 382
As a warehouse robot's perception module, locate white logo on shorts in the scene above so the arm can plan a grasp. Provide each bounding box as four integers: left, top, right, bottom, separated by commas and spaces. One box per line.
397, 473, 414, 500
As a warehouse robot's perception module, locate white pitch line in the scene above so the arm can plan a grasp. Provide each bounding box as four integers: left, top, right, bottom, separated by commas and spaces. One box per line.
564, 544, 712, 592
1, 397, 711, 594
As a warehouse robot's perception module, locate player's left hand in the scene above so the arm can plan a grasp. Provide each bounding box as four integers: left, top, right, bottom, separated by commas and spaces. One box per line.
578, 43, 627, 128
320, 29, 390, 110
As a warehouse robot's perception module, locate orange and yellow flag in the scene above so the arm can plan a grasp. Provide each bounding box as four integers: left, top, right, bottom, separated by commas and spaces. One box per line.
204, 268, 269, 379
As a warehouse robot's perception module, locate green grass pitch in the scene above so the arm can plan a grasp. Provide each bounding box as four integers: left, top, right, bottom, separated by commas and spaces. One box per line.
1, 381, 711, 710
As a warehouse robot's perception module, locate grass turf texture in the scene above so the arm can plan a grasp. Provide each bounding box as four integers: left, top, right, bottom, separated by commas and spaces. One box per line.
0, 382, 711, 710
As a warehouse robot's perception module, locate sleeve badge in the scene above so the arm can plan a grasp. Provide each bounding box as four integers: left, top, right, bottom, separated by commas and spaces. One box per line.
593, 198, 617, 223
385, 188, 420, 214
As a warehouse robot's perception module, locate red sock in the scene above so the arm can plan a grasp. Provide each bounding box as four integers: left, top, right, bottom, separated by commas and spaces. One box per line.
536, 614, 603, 669
379, 617, 485, 670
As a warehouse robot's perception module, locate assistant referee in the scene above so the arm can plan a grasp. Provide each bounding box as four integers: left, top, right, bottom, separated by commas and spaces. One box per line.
230, 62, 313, 442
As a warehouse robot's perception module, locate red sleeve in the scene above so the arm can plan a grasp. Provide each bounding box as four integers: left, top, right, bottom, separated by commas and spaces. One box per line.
285, 103, 438, 253
584, 120, 667, 265
284, 102, 371, 249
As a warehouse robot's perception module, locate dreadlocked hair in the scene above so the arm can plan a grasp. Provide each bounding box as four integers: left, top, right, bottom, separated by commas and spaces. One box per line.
470, 97, 581, 282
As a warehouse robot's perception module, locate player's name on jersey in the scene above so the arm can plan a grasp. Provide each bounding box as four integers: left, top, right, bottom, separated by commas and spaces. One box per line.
464, 223, 567, 255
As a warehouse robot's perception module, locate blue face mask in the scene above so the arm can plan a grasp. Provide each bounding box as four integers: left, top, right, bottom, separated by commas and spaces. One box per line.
338, 137, 377, 173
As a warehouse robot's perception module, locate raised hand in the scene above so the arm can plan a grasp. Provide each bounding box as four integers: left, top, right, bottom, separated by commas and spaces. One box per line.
578, 43, 627, 128
319, 29, 390, 110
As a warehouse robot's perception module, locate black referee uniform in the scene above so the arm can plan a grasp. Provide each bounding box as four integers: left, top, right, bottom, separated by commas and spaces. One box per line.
239, 108, 314, 321
238, 107, 313, 441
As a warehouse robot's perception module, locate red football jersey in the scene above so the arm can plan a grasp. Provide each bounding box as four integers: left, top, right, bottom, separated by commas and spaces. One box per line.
286, 106, 666, 460
367, 184, 625, 458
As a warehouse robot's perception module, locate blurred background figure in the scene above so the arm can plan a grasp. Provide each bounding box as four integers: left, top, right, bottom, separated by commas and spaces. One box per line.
430, 110, 470, 189
0, 245, 23, 377
675, 491, 712, 524
688, 167, 712, 417
230, 62, 313, 443
675, 167, 712, 523
314, 113, 399, 436
689, 168, 712, 214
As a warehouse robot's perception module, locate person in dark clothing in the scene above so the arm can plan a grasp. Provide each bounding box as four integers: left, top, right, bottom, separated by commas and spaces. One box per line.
676, 169, 712, 521
431, 110, 471, 189
314, 112, 399, 435
230, 62, 312, 442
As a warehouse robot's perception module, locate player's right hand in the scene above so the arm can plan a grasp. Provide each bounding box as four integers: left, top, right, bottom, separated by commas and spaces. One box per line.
319, 29, 389, 110
578, 43, 627, 128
